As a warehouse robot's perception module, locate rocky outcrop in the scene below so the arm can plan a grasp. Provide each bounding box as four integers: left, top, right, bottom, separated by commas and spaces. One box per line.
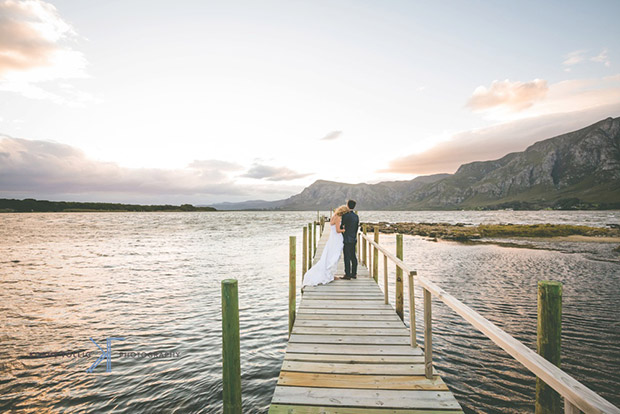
401, 117, 620, 209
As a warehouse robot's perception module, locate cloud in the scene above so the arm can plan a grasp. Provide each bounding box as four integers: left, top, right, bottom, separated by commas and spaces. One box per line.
591, 48, 611, 67
242, 164, 312, 181
320, 130, 342, 141
563, 48, 612, 69
0, 0, 89, 103
466, 79, 548, 113
381, 102, 620, 175
0, 136, 246, 196
563, 50, 586, 66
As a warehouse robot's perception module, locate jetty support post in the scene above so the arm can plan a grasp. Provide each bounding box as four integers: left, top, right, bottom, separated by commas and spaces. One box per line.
395, 234, 404, 321
302, 226, 308, 278
373, 227, 379, 283
307, 223, 313, 269
288, 236, 296, 337
383, 254, 388, 304
408, 270, 417, 347
362, 224, 367, 265
424, 287, 433, 379
536, 281, 562, 414
221, 279, 242, 414
357, 232, 360, 259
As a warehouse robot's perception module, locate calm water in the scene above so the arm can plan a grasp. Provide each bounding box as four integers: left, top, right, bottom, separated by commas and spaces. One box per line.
1, 211, 619, 413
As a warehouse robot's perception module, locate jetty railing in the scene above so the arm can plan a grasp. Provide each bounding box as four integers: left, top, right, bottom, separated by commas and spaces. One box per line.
358, 230, 619, 414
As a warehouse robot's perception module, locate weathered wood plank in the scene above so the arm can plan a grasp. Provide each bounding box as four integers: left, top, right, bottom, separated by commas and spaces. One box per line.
271, 387, 461, 410
295, 314, 402, 321
292, 327, 409, 336
300, 300, 392, 309
303, 286, 380, 292
278, 371, 448, 390
284, 353, 424, 364
293, 320, 406, 328
297, 309, 396, 315
269, 405, 464, 414
285, 343, 423, 356
289, 334, 411, 345
281, 361, 429, 375
301, 294, 385, 299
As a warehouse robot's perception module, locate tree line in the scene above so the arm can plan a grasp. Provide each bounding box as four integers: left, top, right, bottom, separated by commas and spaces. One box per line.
0, 198, 216, 213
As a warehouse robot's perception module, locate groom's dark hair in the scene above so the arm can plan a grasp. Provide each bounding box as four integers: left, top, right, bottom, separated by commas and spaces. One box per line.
347, 199, 356, 209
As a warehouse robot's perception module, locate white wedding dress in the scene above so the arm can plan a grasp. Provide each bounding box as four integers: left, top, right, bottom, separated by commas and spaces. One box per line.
302, 224, 343, 287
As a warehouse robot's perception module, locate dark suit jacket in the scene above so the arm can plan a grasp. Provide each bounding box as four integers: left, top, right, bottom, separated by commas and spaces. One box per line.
341, 211, 359, 244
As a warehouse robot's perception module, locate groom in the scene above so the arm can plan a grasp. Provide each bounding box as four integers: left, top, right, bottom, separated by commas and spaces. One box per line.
341, 199, 359, 280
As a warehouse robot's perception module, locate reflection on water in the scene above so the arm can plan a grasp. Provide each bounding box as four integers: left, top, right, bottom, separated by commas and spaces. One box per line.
0, 211, 618, 413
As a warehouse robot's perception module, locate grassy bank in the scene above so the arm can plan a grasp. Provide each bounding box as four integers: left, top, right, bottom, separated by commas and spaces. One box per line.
365, 222, 620, 241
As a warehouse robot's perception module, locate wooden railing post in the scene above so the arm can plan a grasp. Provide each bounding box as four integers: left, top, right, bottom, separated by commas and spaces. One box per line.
302, 226, 307, 278
536, 281, 562, 414
357, 232, 360, 258
307, 223, 312, 269
368, 236, 372, 277
221, 279, 242, 414
408, 270, 417, 347
395, 234, 404, 321
564, 401, 579, 414
383, 254, 388, 304
362, 224, 367, 265
424, 287, 433, 379
288, 236, 296, 338
373, 227, 379, 283
313, 221, 317, 256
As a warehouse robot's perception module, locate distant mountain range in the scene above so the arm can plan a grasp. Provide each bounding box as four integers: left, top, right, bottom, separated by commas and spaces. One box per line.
211, 117, 620, 210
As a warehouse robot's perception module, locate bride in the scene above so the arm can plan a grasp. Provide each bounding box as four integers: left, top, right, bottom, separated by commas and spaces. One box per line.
302, 205, 349, 287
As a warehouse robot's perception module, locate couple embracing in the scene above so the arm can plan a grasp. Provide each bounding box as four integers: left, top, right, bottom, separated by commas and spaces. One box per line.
302, 199, 359, 287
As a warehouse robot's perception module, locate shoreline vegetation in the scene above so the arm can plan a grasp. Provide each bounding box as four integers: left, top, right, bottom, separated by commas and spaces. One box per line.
364, 222, 620, 245
0, 198, 216, 213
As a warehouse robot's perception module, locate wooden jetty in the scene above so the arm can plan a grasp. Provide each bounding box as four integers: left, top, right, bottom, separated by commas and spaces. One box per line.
264, 218, 620, 414
269, 223, 463, 413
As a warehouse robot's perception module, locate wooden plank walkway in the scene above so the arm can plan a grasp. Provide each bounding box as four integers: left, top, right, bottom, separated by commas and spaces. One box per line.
269, 225, 463, 413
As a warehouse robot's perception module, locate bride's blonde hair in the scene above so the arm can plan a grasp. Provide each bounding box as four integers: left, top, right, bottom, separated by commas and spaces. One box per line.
334, 205, 349, 216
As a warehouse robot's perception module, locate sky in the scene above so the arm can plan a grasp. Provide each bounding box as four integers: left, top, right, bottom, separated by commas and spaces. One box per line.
1, 0, 619, 204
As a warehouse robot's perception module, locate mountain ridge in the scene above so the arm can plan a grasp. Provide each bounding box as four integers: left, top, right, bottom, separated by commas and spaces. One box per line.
211, 117, 620, 210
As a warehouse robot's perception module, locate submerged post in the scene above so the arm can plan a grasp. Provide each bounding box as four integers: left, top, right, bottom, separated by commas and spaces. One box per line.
302, 226, 308, 278
221, 279, 242, 414
536, 281, 562, 414
395, 234, 404, 321
408, 270, 417, 347
288, 236, 296, 337
373, 227, 379, 283
307, 223, 312, 269
424, 287, 433, 379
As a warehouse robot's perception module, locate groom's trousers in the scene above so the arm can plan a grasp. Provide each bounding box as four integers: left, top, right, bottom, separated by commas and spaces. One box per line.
343, 242, 358, 276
